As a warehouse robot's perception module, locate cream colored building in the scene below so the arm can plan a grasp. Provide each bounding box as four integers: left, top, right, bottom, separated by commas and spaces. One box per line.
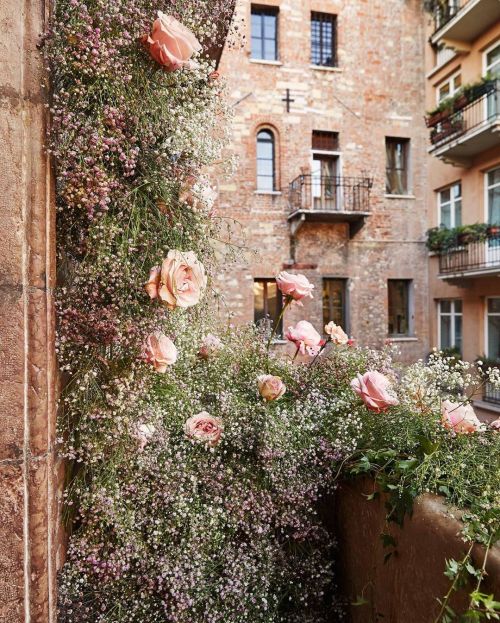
425, 0, 500, 418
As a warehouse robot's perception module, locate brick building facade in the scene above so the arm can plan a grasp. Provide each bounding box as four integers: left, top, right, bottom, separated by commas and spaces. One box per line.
424, 1, 500, 419
214, 0, 430, 362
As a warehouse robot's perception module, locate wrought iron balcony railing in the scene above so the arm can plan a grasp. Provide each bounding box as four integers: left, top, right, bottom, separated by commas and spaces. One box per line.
432, 0, 464, 32
438, 231, 500, 277
430, 80, 499, 148
288, 174, 373, 214
484, 381, 500, 406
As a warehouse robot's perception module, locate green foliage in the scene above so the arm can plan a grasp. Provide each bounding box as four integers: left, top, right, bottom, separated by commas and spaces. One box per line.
426, 224, 490, 253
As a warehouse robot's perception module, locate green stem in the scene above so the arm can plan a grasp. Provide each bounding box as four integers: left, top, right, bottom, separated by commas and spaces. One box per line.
265, 296, 292, 358
468, 536, 493, 611
433, 542, 475, 623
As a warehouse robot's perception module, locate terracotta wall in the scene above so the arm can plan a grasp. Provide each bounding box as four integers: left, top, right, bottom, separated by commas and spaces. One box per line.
331, 479, 500, 622
425, 17, 500, 420
0, 0, 60, 621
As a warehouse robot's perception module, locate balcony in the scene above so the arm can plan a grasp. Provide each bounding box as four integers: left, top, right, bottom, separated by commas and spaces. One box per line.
438, 230, 500, 278
431, 0, 500, 49
484, 381, 500, 406
288, 174, 373, 238
428, 80, 500, 166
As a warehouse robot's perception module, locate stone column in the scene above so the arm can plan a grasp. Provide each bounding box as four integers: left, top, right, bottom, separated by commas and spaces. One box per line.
0, 0, 60, 621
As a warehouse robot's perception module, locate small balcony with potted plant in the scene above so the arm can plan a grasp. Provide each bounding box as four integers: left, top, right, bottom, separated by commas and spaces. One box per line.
427, 222, 500, 278
426, 76, 500, 166
429, 0, 500, 50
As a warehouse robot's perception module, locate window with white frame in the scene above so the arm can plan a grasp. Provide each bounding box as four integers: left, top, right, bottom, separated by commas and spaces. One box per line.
485, 42, 500, 78
438, 182, 462, 228
487, 166, 500, 225
487, 298, 500, 360
437, 71, 461, 103
438, 300, 462, 353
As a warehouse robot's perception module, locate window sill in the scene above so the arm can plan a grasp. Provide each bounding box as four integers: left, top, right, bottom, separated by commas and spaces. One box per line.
384, 194, 416, 200
250, 58, 283, 67
309, 64, 342, 73
473, 399, 500, 415
426, 53, 460, 80
254, 190, 282, 196
387, 336, 418, 342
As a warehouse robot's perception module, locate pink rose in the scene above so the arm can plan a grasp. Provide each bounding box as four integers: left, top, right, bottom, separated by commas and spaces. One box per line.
198, 334, 223, 359
141, 11, 202, 71
185, 412, 223, 447
276, 271, 314, 304
134, 423, 156, 451
143, 332, 178, 372
351, 371, 399, 413
441, 400, 481, 434
257, 374, 286, 402
490, 418, 500, 431
145, 266, 161, 299
145, 250, 207, 309
324, 321, 349, 345
285, 320, 323, 356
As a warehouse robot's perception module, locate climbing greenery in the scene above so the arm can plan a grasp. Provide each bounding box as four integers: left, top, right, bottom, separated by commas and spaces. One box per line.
47, 1, 499, 622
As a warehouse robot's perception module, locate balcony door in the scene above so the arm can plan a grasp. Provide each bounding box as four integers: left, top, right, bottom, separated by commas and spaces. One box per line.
484, 42, 500, 119
486, 167, 500, 265
311, 154, 339, 211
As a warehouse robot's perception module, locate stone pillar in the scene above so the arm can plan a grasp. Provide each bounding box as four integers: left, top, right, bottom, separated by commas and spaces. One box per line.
0, 0, 60, 621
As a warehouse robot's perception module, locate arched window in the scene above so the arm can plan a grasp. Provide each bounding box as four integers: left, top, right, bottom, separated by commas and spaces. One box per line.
256, 129, 275, 191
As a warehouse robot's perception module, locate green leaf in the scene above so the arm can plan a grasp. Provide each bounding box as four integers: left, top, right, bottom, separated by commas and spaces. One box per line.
380, 533, 397, 548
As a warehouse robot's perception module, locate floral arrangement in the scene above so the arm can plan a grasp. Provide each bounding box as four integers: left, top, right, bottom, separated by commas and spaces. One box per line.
46, 1, 500, 622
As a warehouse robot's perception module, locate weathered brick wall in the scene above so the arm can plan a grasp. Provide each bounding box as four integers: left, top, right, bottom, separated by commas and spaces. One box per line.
215, 0, 429, 363
0, 1, 60, 621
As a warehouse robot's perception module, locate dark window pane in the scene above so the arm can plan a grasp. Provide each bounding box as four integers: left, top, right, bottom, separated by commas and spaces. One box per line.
254, 279, 283, 336
311, 12, 337, 67
322, 278, 347, 330
388, 280, 410, 336
251, 6, 278, 60
257, 130, 275, 191
386, 137, 409, 195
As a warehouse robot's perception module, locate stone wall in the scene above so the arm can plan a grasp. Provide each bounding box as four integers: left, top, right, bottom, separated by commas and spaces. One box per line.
331, 479, 500, 622
215, 0, 430, 364
0, 1, 60, 621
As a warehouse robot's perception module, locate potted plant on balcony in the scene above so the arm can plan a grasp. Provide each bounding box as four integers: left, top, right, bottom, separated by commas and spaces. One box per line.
425, 96, 454, 128
455, 223, 489, 245
487, 223, 500, 237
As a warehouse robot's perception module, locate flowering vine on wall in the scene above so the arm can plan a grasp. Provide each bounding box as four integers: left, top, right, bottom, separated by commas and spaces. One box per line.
47, 1, 500, 622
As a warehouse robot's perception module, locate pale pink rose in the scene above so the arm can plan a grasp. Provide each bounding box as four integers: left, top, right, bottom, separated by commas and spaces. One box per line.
198, 334, 223, 359
141, 11, 202, 71
143, 332, 178, 372
185, 412, 223, 447
351, 371, 399, 413
145, 266, 161, 299
257, 374, 286, 402
441, 400, 481, 434
490, 418, 500, 431
324, 321, 349, 345
276, 271, 314, 304
148, 250, 207, 309
135, 423, 156, 451
285, 320, 323, 356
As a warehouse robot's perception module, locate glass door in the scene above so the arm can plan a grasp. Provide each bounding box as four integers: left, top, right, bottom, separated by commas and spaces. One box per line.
485, 43, 500, 119
487, 167, 500, 265
312, 155, 339, 211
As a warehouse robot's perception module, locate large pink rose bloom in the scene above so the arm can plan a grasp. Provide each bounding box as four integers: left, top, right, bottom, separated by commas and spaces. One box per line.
142, 12, 202, 71
285, 320, 323, 356
276, 271, 314, 304
143, 332, 178, 372
257, 374, 286, 402
185, 412, 223, 447
144, 250, 207, 309
441, 400, 481, 434
351, 371, 399, 413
